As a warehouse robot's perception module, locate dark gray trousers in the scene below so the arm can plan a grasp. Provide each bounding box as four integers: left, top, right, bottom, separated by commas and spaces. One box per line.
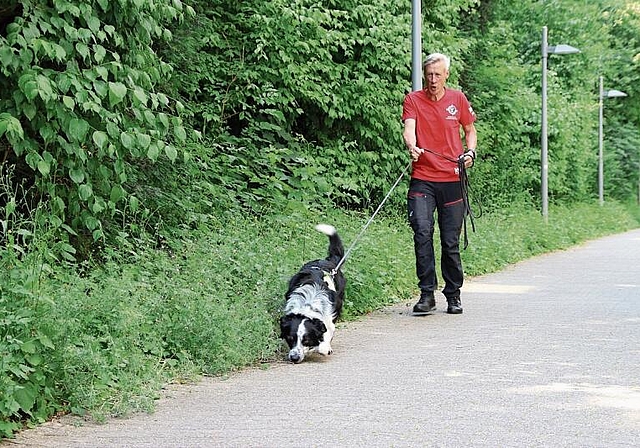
407, 179, 465, 299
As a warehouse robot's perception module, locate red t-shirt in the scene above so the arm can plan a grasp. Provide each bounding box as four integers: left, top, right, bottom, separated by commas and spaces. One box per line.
402, 88, 476, 182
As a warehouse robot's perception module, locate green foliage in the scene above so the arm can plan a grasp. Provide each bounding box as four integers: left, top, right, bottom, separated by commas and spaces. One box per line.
2, 0, 640, 439
602, 119, 640, 200
0, 0, 192, 242
3, 196, 638, 437
1, 172, 62, 437
162, 0, 417, 209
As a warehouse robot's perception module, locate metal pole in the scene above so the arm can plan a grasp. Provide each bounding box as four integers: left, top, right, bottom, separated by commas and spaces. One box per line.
411, 0, 422, 91
541, 26, 549, 222
598, 76, 604, 206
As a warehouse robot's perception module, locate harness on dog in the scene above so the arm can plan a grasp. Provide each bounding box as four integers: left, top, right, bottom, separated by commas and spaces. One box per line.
323, 271, 336, 292
308, 266, 338, 291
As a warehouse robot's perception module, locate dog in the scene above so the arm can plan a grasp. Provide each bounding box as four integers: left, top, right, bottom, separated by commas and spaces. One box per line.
279, 224, 346, 363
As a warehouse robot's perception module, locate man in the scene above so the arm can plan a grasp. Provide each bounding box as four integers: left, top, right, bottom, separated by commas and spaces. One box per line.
402, 53, 477, 315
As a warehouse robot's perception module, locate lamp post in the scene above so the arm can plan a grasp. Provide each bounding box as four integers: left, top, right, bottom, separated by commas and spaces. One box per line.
598, 75, 627, 206
541, 26, 580, 222
411, 0, 422, 91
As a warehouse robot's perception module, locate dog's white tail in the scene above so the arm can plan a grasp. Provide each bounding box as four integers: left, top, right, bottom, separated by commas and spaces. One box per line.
315, 224, 336, 236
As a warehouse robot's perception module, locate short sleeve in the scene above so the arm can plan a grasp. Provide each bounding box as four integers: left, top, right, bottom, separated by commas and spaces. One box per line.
459, 93, 476, 126
402, 94, 416, 122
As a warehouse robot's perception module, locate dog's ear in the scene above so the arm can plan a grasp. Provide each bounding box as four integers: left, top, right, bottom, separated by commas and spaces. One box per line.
279, 315, 293, 337
310, 318, 327, 334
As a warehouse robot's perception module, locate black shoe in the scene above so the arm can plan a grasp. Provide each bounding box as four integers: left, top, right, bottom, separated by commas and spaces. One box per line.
413, 292, 436, 314
446, 296, 463, 314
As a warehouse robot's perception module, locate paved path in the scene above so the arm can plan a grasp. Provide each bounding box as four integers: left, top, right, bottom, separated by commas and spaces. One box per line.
5, 230, 640, 447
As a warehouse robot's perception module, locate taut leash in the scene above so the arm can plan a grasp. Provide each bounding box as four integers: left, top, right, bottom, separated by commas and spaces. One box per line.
330, 147, 478, 276
331, 160, 412, 276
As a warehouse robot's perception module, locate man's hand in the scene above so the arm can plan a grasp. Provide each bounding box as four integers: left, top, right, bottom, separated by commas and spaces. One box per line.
410, 146, 424, 162
460, 149, 476, 169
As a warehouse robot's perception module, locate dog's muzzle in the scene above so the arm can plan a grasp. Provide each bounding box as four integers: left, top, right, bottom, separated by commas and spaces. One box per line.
288, 348, 304, 364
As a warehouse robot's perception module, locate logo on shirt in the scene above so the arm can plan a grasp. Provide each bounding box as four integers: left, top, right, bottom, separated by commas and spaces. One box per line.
446, 105, 458, 116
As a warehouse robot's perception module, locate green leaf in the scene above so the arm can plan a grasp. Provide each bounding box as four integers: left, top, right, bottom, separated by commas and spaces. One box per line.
37, 159, 50, 176
38, 334, 55, 349
69, 118, 90, 142
83, 215, 100, 231
26, 354, 43, 366
76, 42, 90, 60
129, 195, 139, 212
136, 132, 151, 149
95, 65, 108, 81
110, 185, 126, 203
14, 384, 36, 413
146, 143, 159, 161
93, 44, 107, 63
0, 45, 15, 69
87, 16, 100, 33
92, 229, 104, 241
20, 76, 38, 101
174, 125, 187, 143
157, 92, 169, 106
21, 340, 36, 354
164, 144, 177, 162
3, 114, 24, 141
36, 75, 55, 102
70, 168, 85, 184
143, 110, 156, 126
62, 95, 75, 110
23, 103, 37, 120
92, 197, 105, 214
133, 87, 148, 106
92, 130, 108, 150
78, 184, 93, 201
120, 131, 135, 150
158, 113, 169, 129
106, 122, 119, 138
97, 0, 109, 12
108, 82, 127, 106
53, 43, 67, 61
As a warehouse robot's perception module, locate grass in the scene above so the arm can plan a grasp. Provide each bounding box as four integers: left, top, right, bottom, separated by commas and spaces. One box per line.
2, 199, 639, 434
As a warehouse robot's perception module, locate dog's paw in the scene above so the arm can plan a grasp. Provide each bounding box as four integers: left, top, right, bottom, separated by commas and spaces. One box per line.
318, 342, 333, 356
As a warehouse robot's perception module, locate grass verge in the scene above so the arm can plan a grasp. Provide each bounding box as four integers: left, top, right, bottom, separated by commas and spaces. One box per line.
1, 200, 639, 436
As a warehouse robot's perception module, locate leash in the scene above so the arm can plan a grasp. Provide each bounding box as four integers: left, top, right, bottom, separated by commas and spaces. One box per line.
413, 147, 479, 250
456, 154, 477, 250
331, 160, 413, 276
329, 148, 479, 276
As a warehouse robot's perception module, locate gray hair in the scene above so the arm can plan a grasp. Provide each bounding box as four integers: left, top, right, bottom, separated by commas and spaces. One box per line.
423, 53, 451, 71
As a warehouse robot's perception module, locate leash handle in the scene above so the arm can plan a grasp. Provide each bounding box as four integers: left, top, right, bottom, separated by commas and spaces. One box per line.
332, 160, 412, 275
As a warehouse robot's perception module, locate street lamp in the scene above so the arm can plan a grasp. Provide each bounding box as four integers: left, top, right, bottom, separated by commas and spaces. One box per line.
598, 75, 627, 206
541, 26, 580, 222
411, 0, 422, 91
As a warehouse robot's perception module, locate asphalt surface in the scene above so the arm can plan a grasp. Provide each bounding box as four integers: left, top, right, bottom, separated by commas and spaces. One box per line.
4, 229, 640, 447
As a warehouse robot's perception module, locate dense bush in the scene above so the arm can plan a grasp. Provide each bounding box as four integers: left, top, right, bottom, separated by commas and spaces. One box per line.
0, 0, 192, 244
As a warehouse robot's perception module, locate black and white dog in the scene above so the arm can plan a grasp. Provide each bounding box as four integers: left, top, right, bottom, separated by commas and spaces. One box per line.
280, 224, 346, 364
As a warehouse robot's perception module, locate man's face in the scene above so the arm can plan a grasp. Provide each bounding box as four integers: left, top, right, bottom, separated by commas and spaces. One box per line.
424, 60, 449, 98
